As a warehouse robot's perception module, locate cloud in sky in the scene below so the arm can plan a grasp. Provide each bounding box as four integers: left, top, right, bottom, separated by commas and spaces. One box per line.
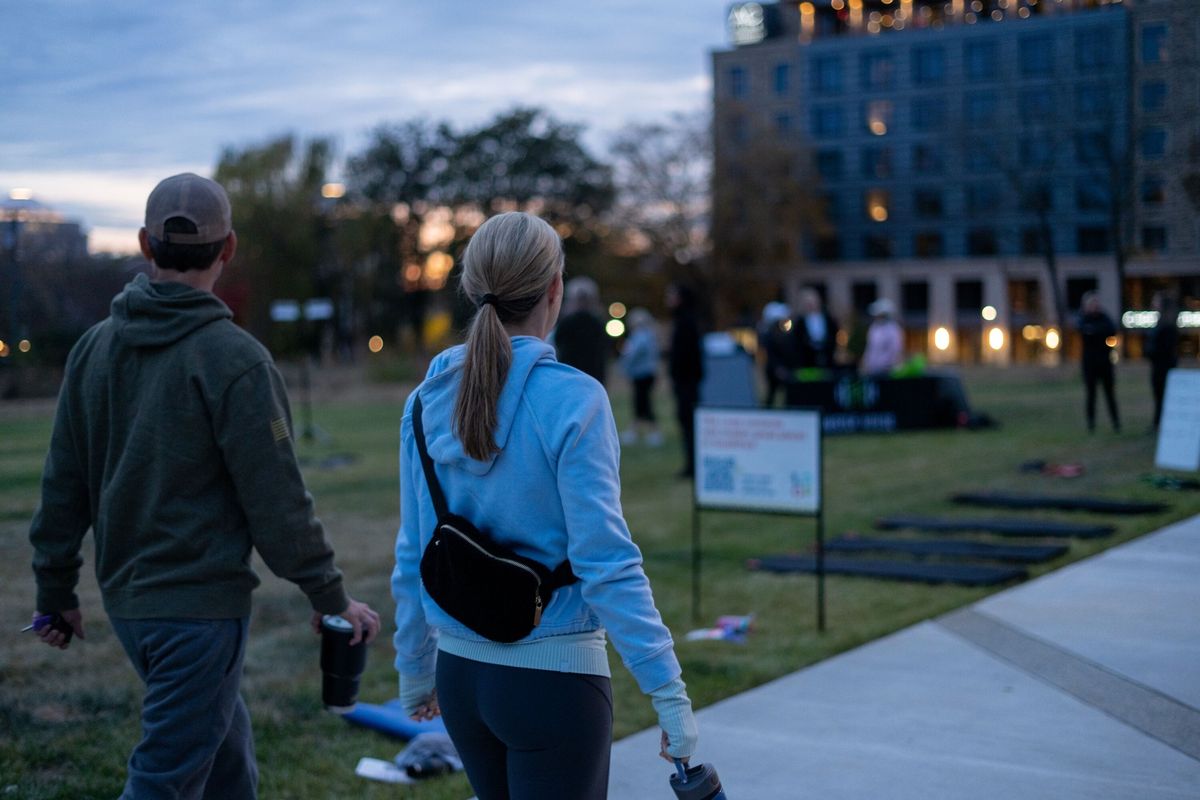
0, 0, 730, 251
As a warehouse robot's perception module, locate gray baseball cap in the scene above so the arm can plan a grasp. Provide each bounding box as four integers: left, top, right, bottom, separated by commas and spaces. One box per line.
144, 173, 232, 245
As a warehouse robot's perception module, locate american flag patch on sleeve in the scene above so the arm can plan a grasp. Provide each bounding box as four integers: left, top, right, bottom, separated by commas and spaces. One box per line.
270, 417, 290, 443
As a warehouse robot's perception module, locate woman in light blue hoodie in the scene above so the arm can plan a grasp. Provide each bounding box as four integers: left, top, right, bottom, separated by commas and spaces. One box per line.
392, 212, 698, 799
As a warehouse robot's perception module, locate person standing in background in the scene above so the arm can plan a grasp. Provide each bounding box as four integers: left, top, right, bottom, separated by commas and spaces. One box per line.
619, 307, 664, 446
1145, 291, 1179, 430
758, 301, 792, 407
791, 288, 838, 369
861, 298, 904, 375
1077, 290, 1121, 433
552, 276, 608, 386
667, 283, 703, 479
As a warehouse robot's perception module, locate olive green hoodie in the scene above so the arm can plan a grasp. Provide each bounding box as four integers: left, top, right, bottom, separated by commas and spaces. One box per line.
30, 273, 348, 619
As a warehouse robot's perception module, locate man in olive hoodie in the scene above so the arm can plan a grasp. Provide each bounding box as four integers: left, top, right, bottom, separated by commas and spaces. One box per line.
28, 173, 380, 800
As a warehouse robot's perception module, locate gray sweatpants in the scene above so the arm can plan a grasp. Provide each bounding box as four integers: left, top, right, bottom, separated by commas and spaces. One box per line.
111, 617, 257, 800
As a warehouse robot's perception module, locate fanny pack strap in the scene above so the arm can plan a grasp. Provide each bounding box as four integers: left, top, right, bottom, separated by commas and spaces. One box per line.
410, 393, 578, 591
411, 395, 449, 522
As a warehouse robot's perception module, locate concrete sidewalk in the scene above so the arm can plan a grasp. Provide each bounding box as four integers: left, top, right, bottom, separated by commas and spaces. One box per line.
609, 515, 1200, 799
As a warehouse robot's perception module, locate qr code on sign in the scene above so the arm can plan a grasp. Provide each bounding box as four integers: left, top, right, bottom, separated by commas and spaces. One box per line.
703, 457, 735, 492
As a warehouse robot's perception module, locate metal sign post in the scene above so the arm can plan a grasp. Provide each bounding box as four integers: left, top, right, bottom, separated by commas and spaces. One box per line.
691, 406, 826, 632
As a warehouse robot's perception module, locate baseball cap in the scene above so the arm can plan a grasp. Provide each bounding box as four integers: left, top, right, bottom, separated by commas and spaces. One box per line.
144, 173, 232, 245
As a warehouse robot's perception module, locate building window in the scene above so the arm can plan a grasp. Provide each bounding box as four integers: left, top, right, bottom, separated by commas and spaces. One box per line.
1077, 226, 1110, 254
1141, 23, 1168, 65
1142, 226, 1168, 252
911, 96, 945, 132
914, 188, 944, 219
816, 149, 844, 181
864, 234, 892, 260
1141, 81, 1167, 113
1141, 128, 1167, 159
1020, 34, 1055, 77
966, 183, 1000, 215
864, 99, 893, 136
1020, 138, 1054, 170
902, 281, 930, 316
956, 280, 984, 312
913, 143, 944, 174
1075, 28, 1112, 70
729, 66, 747, 98
964, 39, 997, 81
814, 236, 841, 261
1021, 228, 1045, 255
1075, 131, 1108, 166
821, 191, 843, 223
811, 106, 845, 138
811, 55, 842, 95
1075, 180, 1110, 212
1074, 84, 1110, 121
964, 150, 996, 175
965, 91, 998, 125
1141, 175, 1165, 205
967, 229, 999, 257
1020, 183, 1054, 212
861, 51, 895, 91
1020, 88, 1056, 124
773, 63, 791, 95
861, 147, 893, 179
853, 282, 878, 313
864, 189, 890, 223
774, 113, 792, 136
730, 114, 748, 144
914, 232, 944, 258
913, 45, 945, 84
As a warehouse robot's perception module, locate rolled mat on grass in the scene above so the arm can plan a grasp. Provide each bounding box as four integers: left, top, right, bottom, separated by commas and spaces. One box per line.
875, 515, 1114, 538
826, 535, 1068, 564
746, 555, 1026, 587
341, 701, 447, 740
951, 492, 1169, 515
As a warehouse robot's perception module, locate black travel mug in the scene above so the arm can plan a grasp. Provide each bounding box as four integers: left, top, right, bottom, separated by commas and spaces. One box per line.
320, 615, 368, 714
670, 758, 727, 800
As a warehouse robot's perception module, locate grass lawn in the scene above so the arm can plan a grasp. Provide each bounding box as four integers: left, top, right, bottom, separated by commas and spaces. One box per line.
1, 360, 1197, 799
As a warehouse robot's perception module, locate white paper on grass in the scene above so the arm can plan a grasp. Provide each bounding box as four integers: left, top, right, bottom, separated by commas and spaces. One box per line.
354, 757, 415, 784
1155, 369, 1200, 472
695, 407, 821, 514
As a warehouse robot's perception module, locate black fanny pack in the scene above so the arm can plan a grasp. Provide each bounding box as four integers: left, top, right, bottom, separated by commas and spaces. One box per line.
411, 395, 577, 644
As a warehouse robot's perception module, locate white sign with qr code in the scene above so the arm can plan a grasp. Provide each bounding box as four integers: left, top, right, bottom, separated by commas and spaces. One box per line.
695, 407, 821, 513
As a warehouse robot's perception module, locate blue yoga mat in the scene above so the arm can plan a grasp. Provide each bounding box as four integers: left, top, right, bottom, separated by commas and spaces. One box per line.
341, 700, 446, 740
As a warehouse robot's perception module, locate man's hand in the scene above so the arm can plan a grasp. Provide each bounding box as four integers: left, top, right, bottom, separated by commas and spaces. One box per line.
309, 597, 381, 645
32, 609, 85, 650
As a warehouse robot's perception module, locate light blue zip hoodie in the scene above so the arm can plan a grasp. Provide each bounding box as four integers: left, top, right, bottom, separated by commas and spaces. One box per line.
392, 336, 682, 696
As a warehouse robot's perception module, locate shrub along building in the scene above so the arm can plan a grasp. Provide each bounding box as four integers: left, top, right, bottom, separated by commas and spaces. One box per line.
712, 0, 1200, 365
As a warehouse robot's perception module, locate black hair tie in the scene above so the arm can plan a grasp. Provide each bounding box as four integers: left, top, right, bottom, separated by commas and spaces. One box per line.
479, 293, 500, 309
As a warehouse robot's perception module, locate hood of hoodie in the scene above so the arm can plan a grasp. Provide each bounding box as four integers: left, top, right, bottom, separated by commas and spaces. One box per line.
417, 336, 558, 477
110, 272, 232, 348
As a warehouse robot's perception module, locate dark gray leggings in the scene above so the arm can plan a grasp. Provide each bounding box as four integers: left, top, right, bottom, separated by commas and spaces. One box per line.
437, 651, 614, 800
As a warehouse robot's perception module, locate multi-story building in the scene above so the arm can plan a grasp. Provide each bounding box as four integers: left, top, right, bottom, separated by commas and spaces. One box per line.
713, 0, 1199, 363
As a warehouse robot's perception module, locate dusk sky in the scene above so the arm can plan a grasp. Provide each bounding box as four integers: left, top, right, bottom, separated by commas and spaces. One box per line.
1, 1, 731, 253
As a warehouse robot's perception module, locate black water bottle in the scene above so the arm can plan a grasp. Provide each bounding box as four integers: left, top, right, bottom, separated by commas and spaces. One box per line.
670, 758, 727, 800
320, 615, 368, 714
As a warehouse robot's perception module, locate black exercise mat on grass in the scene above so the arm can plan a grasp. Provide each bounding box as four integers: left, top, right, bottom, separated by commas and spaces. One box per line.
876, 515, 1114, 538
747, 555, 1026, 587
826, 536, 1068, 564
951, 492, 1168, 515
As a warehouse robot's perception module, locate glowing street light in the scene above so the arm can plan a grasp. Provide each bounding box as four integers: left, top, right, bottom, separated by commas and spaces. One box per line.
368, 335, 384, 354
321, 183, 346, 200
605, 319, 626, 338
1045, 328, 1061, 350
987, 328, 1004, 351
933, 327, 951, 351
981, 305, 997, 321
17, 339, 31, 353
608, 302, 626, 319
